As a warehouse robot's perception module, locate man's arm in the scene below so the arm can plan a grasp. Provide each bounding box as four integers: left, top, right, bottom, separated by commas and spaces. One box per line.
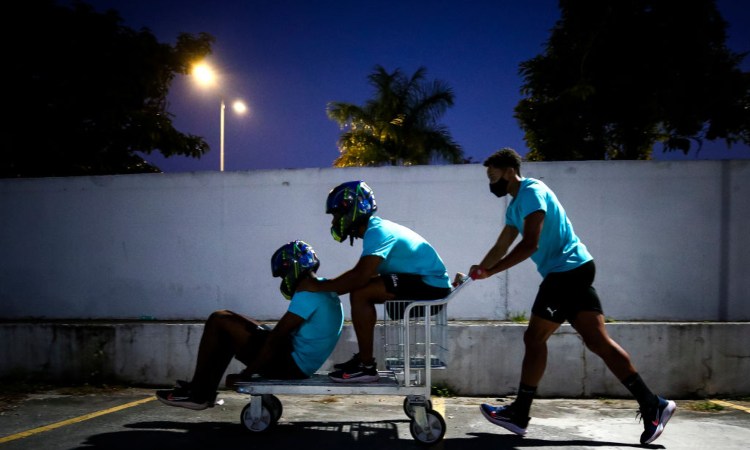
478, 225, 519, 269
243, 310, 304, 375
476, 210, 545, 278
305, 255, 383, 295
460, 225, 518, 282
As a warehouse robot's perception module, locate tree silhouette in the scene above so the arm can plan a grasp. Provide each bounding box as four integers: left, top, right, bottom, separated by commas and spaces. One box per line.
327, 65, 464, 166
515, 0, 750, 160
4, 0, 215, 177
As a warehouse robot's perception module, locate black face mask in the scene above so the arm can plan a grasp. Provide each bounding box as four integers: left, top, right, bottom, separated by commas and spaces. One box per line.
489, 178, 509, 197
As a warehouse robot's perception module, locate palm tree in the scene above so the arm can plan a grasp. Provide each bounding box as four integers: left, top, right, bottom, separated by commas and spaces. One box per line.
327, 65, 464, 167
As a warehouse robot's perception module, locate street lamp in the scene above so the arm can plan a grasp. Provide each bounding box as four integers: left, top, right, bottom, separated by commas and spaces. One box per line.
219, 98, 247, 171
192, 63, 247, 171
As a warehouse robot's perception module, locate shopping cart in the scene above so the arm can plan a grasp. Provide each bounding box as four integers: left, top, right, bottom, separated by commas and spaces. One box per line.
234, 276, 473, 445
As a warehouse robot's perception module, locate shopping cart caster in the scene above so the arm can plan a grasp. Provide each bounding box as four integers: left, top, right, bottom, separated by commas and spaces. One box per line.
409, 409, 447, 445
403, 396, 433, 418
240, 394, 283, 432
263, 394, 283, 422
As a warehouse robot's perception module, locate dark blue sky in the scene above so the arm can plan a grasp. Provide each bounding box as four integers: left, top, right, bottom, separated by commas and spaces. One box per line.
84, 0, 750, 172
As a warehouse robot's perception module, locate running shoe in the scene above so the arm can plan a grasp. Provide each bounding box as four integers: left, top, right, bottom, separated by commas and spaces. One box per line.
333, 353, 360, 370
173, 379, 191, 389
328, 360, 379, 383
638, 396, 676, 444
155, 384, 215, 411
225, 370, 256, 388
480, 403, 530, 435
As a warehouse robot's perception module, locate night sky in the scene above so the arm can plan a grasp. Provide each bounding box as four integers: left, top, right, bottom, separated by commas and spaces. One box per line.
81, 0, 750, 172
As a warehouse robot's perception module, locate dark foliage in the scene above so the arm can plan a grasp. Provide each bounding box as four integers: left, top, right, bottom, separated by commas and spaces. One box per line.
4, 1, 215, 177
516, 0, 749, 160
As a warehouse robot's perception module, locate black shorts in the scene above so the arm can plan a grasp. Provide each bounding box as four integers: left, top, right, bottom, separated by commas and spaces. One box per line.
241, 329, 308, 380
531, 260, 603, 324
382, 273, 451, 320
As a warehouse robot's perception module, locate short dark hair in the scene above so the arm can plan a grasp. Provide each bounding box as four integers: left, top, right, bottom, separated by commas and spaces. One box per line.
483, 148, 522, 176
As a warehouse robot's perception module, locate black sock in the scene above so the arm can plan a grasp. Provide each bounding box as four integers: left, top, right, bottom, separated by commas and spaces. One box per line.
622, 373, 658, 410
513, 383, 537, 417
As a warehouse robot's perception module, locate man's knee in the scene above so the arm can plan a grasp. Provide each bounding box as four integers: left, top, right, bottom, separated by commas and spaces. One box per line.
523, 316, 559, 345
582, 335, 617, 357
350, 279, 390, 304
523, 328, 550, 351
206, 309, 235, 324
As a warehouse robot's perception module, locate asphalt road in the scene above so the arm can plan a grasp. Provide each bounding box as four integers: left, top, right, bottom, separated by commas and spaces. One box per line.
1, 386, 749, 449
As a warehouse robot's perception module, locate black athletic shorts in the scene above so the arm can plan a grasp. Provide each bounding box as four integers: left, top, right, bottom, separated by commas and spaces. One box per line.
382, 273, 452, 320
531, 260, 603, 324
242, 329, 308, 379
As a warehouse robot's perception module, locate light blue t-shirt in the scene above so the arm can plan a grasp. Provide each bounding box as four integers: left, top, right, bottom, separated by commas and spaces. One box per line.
361, 215, 451, 289
286, 287, 344, 376
505, 178, 592, 278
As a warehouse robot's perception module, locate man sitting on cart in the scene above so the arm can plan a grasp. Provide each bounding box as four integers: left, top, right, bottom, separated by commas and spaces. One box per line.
156, 240, 344, 410
304, 180, 452, 383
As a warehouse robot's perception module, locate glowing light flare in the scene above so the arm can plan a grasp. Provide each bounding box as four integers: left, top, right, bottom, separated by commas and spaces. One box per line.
232, 100, 248, 114
192, 63, 217, 87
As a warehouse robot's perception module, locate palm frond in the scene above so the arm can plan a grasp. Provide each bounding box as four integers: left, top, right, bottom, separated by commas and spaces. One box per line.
328, 66, 463, 166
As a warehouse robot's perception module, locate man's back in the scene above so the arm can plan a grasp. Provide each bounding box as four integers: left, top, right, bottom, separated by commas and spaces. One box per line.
360, 215, 450, 289
506, 178, 591, 277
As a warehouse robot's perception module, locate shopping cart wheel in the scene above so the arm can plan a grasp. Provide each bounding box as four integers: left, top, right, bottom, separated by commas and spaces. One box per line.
403, 397, 433, 418
240, 395, 280, 432
262, 394, 283, 422
409, 409, 446, 445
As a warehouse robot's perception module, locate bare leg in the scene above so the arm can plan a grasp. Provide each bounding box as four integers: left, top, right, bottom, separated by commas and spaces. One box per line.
520, 314, 561, 386
571, 310, 636, 380
190, 310, 261, 398
349, 277, 394, 363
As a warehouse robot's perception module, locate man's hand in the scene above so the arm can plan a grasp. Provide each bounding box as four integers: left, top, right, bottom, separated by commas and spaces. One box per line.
296, 276, 319, 292
311, 255, 383, 295
469, 265, 490, 280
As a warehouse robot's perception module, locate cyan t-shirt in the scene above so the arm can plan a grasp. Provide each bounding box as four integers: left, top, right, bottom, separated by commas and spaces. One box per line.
286, 287, 344, 375
505, 178, 592, 278
361, 215, 451, 289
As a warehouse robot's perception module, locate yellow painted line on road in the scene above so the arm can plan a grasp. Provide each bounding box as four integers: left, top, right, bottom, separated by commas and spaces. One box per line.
0, 396, 156, 444
709, 399, 750, 413
432, 397, 445, 417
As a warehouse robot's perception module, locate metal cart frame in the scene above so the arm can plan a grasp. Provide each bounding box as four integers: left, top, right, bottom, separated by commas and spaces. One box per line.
235, 278, 472, 445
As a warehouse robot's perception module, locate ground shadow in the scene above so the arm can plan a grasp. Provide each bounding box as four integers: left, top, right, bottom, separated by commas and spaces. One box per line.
71, 419, 416, 450
70, 419, 664, 450
450, 432, 664, 449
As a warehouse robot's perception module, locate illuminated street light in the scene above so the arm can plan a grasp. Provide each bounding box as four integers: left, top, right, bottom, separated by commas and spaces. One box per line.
192, 63, 216, 86
232, 100, 247, 114
191, 62, 247, 171
218, 98, 248, 171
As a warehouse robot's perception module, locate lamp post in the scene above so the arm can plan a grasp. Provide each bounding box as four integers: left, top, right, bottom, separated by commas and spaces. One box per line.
221, 98, 247, 171
192, 63, 247, 171
220, 98, 225, 172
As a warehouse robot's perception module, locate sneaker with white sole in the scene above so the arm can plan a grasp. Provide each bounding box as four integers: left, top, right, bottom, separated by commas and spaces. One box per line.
333, 353, 360, 371
328, 360, 379, 383
480, 403, 530, 435
639, 396, 676, 444
155, 383, 215, 411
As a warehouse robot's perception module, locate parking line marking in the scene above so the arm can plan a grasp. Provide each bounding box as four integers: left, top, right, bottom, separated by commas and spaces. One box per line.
709, 399, 750, 413
0, 396, 155, 444
433, 397, 445, 417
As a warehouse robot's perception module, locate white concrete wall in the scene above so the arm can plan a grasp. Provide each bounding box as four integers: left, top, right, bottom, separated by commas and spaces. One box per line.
1, 161, 748, 321
2, 322, 747, 397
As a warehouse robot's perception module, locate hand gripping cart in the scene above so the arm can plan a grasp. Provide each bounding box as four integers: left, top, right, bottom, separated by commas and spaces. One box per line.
234, 277, 473, 446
